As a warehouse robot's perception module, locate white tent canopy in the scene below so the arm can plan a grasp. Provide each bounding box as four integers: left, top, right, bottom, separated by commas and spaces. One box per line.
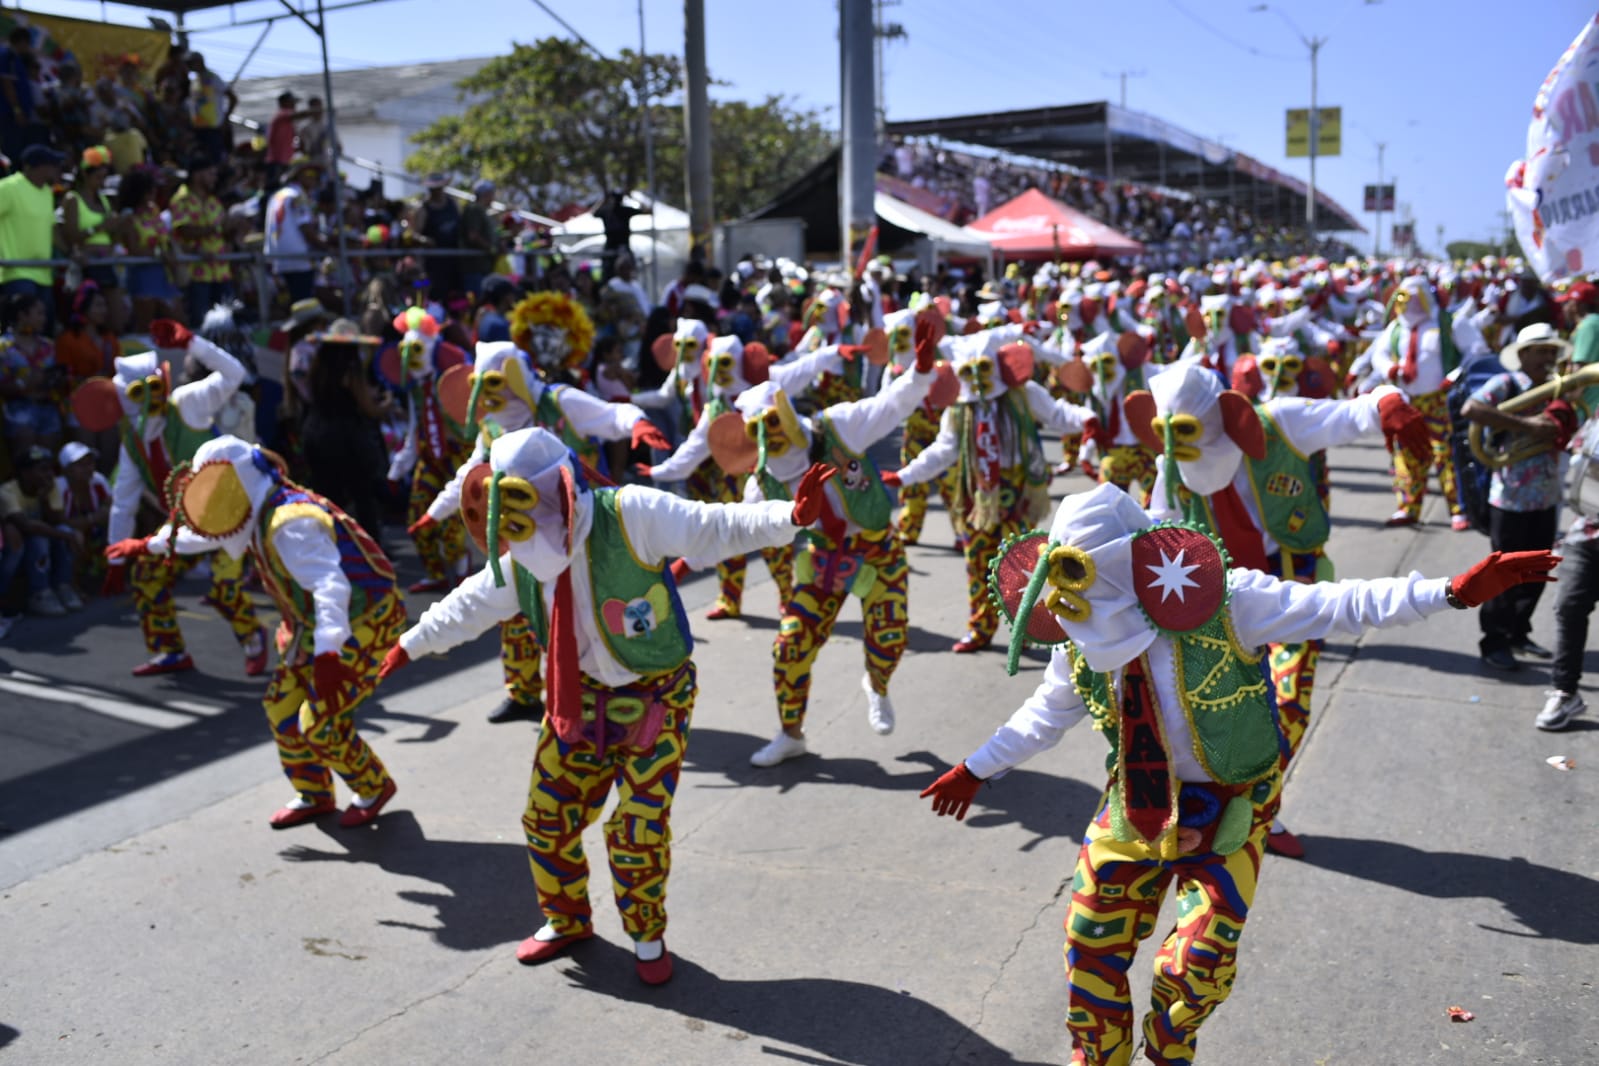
874, 191, 992, 258
551, 191, 691, 237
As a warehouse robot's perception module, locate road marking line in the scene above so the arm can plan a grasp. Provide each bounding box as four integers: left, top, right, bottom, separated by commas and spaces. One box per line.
0, 672, 224, 729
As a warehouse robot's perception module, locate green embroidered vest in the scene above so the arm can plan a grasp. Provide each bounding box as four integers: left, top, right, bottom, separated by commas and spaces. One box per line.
815, 414, 893, 531
1243, 408, 1330, 554
516, 488, 692, 677
119, 413, 216, 497
534, 385, 600, 467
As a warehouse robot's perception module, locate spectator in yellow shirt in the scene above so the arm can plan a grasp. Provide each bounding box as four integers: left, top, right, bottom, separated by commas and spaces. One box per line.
0, 143, 62, 327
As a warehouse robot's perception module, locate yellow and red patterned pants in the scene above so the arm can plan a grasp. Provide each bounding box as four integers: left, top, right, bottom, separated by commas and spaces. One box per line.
896, 408, 956, 545
1065, 776, 1279, 1066
521, 664, 696, 943
964, 512, 1029, 644
1097, 444, 1158, 507
687, 462, 793, 616
773, 530, 908, 729
262, 595, 404, 803
408, 457, 467, 583
500, 614, 544, 704
131, 550, 260, 656
1391, 387, 1459, 519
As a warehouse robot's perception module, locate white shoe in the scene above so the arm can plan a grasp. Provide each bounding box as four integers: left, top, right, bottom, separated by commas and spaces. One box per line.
27, 589, 66, 617
749, 730, 808, 767
55, 585, 84, 611
1536, 690, 1586, 731
862, 674, 895, 735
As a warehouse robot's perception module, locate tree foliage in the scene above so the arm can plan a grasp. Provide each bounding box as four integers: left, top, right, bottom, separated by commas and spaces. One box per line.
408, 38, 834, 219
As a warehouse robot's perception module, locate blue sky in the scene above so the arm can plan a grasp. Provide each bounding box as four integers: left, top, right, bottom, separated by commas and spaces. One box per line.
29, 0, 1594, 250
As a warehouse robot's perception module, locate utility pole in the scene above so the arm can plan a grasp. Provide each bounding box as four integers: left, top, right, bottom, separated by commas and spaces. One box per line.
683, 0, 713, 263
1102, 69, 1146, 109
873, 0, 906, 135
638, 0, 658, 297
840, 0, 876, 265
1306, 35, 1325, 246
1372, 141, 1385, 259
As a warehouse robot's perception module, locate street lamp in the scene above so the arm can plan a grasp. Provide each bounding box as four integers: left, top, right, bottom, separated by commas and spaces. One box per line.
1251, 4, 1328, 247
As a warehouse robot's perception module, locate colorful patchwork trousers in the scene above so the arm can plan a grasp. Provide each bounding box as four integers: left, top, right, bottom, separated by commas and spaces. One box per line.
896, 408, 956, 545
1064, 777, 1279, 1066
500, 613, 544, 704
961, 472, 1030, 644
262, 594, 404, 803
408, 456, 468, 583
1265, 549, 1326, 786
131, 550, 261, 656
1097, 444, 1159, 506
1391, 387, 1459, 519
773, 530, 909, 730
687, 462, 793, 615
521, 664, 696, 943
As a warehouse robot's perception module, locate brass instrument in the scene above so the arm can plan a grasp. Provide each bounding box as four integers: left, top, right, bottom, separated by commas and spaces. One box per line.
1468, 363, 1599, 469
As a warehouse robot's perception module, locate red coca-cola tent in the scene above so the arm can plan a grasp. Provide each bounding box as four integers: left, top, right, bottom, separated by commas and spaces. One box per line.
967, 188, 1144, 260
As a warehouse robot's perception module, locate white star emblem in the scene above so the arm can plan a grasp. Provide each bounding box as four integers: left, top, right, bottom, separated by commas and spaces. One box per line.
1145, 548, 1201, 602
1093, 924, 1106, 936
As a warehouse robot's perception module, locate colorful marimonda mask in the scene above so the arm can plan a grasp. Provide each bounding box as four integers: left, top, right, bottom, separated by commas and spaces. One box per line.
883, 308, 915, 367
466, 342, 538, 427
1124, 361, 1267, 498
460, 426, 588, 585
113, 352, 171, 424
393, 308, 441, 380
166, 435, 284, 559
672, 318, 709, 377
1392, 276, 1434, 325
734, 381, 809, 467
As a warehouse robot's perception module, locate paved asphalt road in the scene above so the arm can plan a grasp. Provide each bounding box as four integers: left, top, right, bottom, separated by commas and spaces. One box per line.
1, 436, 1595, 1065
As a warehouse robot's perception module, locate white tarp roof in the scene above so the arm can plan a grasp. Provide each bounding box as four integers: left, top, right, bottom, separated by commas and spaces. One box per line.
874, 191, 992, 256
553, 191, 691, 236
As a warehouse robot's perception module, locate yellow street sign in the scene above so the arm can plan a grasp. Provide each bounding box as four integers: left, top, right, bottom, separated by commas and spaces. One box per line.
1286, 107, 1341, 158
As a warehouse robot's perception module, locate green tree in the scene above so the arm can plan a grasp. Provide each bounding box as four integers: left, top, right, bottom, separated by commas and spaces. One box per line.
407, 38, 834, 219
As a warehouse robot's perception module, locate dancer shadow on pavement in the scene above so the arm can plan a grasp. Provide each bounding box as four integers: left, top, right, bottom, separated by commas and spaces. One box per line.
682, 728, 1100, 850
1300, 836, 1599, 944
279, 811, 528, 951
557, 938, 1056, 1066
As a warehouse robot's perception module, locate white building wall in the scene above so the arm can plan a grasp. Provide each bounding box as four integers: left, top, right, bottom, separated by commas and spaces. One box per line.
336, 122, 412, 200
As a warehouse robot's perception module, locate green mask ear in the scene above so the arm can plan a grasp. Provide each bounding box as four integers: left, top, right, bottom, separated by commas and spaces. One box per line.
1004, 542, 1057, 677
756, 419, 770, 476
465, 372, 487, 441
1162, 417, 1180, 511
487, 470, 506, 588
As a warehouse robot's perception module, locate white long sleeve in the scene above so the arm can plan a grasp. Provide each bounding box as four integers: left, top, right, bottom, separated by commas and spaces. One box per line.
170, 335, 246, 431
388, 401, 420, 483
425, 437, 490, 522
1024, 331, 1073, 367
106, 441, 144, 548
631, 366, 687, 412
627, 486, 797, 571
271, 516, 355, 656
770, 346, 844, 395
541, 382, 645, 444
824, 367, 935, 455
1228, 568, 1451, 648
1265, 388, 1394, 455
644, 409, 713, 482
1023, 379, 1095, 435
896, 407, 959, 485
964, 648, 1089, 780
399, 557, 522, 660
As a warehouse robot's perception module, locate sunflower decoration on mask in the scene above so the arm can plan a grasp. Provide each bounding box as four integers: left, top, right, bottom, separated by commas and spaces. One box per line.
509, 291, 595, 375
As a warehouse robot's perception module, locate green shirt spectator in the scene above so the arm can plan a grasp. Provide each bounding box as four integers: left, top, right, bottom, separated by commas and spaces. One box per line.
0, 144, 62, 287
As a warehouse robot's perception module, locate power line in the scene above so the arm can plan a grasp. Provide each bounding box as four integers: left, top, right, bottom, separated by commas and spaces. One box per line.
1163, 0, 1298, 62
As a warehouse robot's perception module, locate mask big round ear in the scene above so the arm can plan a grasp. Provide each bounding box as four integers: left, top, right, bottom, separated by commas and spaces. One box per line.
71, 377, 123, 432
861, 327, 890, 366
460, 463, 495, 554
927, 362, 960, 410
1217, 390, 1268, 459
651, 333, 677, 372
1184, 306, 1208, 341
1229, 356, 1263, 400
997, 342, 1034, 388
1117, 331, 1151, 368
1123, 390, 1161, 452
743, 342, 775, 385
707, 411, 758, 475
1055, 358, 1094, 395
438, 364, 472, 425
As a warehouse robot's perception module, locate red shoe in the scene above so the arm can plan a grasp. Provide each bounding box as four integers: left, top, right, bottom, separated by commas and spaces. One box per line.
516, 928, 595, 965
407, 577, 450, 594
635, 943, 674, 985
243, 628, 269, 677
1450, 514, 1472, 532
268, 798, 337, 829
338, 779, 398, 828
132, 652, 195, 677
705, 601, 739, 621
1384, 511, 1418, 528
951, 633, 990, 654
1266, 827, 1306, 859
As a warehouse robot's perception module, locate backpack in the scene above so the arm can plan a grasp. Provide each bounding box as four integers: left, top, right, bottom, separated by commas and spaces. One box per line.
1447, 355, 1511, 535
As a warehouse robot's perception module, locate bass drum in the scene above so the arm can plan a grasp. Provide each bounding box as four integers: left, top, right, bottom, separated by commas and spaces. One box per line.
1568, 427, 1599, 519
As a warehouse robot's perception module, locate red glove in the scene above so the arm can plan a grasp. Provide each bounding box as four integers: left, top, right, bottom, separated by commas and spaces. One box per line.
101, 563, 128, 597
668, 558, 691, 582
1022, 320, 1043, 336
632, 420, 671, 452
836, 342, 864, 361
311, 652, 360, 714
406, 514, 436, 536
1377, 392, 1432, 462
1451, 550, 1561, 608
634, 462, 654, 479
149, 319, 193, 349
880, 469, 903, 488
377, 644, 410, 680
105, 537, 150, 563
1545, 398, 1580, 449
1343, 371, 1360, 394
913, 317, 939, 374
791, 463, 838, 527
1326, 339, 1343, 360
920, 763, 982, 821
